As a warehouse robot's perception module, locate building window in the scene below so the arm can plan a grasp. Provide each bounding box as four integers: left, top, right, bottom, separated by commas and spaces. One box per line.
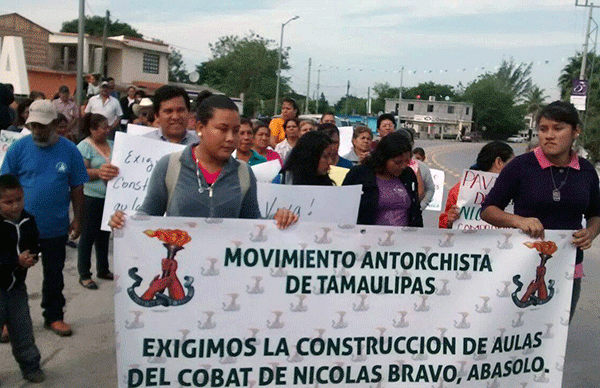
427, 104, 434, 113
465, 107, 470, 115
407, 103, 414, 111
143, 52, 160, 74
447, 106, 455, 114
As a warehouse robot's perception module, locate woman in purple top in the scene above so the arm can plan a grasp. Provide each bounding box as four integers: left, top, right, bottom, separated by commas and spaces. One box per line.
481, 101, 600, 320
343, 131, 422, 227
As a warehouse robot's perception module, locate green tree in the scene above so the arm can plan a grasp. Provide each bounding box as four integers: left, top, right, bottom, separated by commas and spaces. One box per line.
523, 86, 548, 118
403, 82, 456, 101
168, 49, 189, 83
372, 82, 399, 114
197, 33, 290, 117
61, 16, 143, 38
462, 77, 525, 139
559, 52, 600, 163
492, 59, 532, 101
334, 95, 367, 116
557, 52, 600, 99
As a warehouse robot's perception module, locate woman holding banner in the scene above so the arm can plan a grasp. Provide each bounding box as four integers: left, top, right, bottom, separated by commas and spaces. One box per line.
273, 131, 336, 186
342, 131, 422, 227
439, 141, 514, 229
481, 101, 600, 320
109, 92, 297, 229
77, 113, 120, 289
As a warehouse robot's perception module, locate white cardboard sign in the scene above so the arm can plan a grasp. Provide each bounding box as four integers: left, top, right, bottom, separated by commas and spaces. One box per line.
0, 130, 26, 167
257, 182, 361, 224
425, 168, 445, 212
100, 132, 185, 231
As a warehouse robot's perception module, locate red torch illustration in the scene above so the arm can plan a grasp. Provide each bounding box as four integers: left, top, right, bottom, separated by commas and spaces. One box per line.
519, 241, 558, 303
141, 229, 192, 301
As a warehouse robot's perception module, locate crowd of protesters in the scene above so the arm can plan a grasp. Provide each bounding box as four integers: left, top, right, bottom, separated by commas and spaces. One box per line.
0, 76, 599, 385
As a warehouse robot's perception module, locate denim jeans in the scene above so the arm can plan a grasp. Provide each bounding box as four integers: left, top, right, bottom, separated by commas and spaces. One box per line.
40, 235, 68, 324
77, 195, 111, 279
0, 283, 41, 374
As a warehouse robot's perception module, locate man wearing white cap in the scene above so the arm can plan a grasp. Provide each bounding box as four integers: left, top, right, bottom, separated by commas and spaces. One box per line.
84, 81, 123, 137
1, 100, 88, 337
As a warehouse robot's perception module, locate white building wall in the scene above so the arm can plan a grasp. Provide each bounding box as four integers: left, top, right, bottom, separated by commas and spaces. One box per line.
120, 47, 168, 85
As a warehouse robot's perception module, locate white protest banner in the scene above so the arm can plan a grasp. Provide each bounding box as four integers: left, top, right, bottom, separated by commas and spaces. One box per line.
127, 123, 156, 136
257, 183, 361, 224
100, 132, 185, 231
338, 126, 354, 157
115, 218, 576, 388
453, 169, 511, 230
251, 160, 281, 183
0, 130, 26, 167
425, 168, 445, 212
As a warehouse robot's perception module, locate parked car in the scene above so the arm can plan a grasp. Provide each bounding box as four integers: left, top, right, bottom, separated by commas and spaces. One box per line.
507, 135, 524, 143
461, 131, 482, 142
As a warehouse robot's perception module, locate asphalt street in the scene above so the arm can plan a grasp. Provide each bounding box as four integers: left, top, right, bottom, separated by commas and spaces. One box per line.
0, 138, 597, 387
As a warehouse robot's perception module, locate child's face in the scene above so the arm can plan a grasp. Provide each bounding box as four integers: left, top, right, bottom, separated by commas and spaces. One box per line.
0, 188, 24, 221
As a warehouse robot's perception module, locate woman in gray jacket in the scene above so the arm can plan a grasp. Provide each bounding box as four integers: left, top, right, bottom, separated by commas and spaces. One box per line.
110, 92, 297, 229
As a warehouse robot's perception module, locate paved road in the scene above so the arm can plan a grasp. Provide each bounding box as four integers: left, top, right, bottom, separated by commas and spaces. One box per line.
1, 139, 597, 387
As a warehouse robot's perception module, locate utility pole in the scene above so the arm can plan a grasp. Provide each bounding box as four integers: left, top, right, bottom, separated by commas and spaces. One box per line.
76, 0, 85, 108
274, 16, 299, 116
397, 66, 404, 129
100, 10, 110, 78
367, 87, 371, 115
345, 80, 350, 117
304, 58, 311, 114
579, 3, 596, 79
316, 67, 321, 113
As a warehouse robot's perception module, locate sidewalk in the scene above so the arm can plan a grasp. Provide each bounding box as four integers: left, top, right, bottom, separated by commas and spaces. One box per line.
0, 242, 118, 387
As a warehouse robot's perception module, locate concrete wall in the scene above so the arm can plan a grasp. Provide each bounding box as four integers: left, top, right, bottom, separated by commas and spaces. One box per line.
120, 47, 168, 85
385, 98, 473, 122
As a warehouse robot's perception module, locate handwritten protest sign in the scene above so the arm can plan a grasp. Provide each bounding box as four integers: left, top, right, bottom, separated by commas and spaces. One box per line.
425, 168, 444, 211
257, 183, 361, 224
115, 218, 575, 388
100, 132, 185, 231
127, 123, 156, 136
453, 169, 511, 230
0, 129, 27, 167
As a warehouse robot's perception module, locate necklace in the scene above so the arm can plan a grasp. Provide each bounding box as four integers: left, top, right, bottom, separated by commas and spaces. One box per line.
549, 167, 569, 202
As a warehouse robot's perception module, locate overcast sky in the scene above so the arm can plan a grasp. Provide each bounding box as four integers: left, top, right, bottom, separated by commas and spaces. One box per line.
2, 0, 592, 103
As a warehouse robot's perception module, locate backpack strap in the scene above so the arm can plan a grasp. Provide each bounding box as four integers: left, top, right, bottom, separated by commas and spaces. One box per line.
165, 150, 183, 212
237, 160, 251, 201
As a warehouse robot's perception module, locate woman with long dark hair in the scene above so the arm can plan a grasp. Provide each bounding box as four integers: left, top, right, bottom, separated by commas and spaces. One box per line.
342, 131, 422, 226
275, 131, 335, 186
439, 141, 514, 228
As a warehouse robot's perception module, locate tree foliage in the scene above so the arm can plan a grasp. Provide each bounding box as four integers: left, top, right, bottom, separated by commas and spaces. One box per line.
560, 52, 600, 163
334, 95, 368, 116
523, 86, 548, 117
168, 49, 189, 83
492, 59, 532, 101
61, 16, 143, 38
462, 77, 525, 139
403, 82, 456, 101
196, 33, 291, 117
